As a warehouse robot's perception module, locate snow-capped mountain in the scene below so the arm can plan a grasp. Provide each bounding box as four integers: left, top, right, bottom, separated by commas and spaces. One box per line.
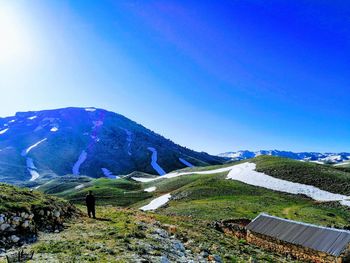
218, 150, 350, 164
0, 107, 224, 184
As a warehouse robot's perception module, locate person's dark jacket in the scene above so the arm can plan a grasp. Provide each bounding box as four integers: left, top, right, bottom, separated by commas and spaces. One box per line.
85, 194, 95, 207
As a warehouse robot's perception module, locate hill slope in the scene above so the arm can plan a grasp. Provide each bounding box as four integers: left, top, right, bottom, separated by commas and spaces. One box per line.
0, 107, 224, 184
137, 158, 350, 227
43, 156, 350, 228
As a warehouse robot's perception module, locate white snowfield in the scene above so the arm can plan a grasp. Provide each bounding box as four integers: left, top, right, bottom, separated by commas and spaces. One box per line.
138, 162, 350, 210
0, 128, 9, 135
28, 116, 37, 120
132, 164, 235, 183
50, 127, 59, 132
72, 150, 88, 175
147, 147, 166, 175
85, 108, 96, 112
226, 163, 350, 207
26, 158, 40, 181
179, 158, 194, 167
140, 193, 171, 211
144, 186, 156, 192
20, 139, 47, 181
75, 184, 85, 190
22, 138, 47, 156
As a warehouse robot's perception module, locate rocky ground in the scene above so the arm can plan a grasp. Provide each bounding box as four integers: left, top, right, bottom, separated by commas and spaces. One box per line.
0, 184, 81, 258
0, 206, 298, 263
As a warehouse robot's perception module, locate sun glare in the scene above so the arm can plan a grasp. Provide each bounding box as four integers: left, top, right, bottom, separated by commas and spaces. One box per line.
0, 4, 33, 65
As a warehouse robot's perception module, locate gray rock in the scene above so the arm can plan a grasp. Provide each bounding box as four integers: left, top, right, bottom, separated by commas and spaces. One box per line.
22, 220, 30, 228
173, 241, 185, 252
10, 235, 20, 243
53, 210, 61, 218
0, 223, 10, 231
213, 254, 223, 263
160, 256, 170, 263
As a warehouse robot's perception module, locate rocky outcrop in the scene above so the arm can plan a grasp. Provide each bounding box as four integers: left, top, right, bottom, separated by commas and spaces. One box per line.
0, 212, 36, 249
0, 203, 80, 250
123, 221, 224, 263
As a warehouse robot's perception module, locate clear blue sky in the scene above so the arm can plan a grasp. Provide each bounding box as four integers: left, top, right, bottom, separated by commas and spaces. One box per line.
0, 0, 349, 154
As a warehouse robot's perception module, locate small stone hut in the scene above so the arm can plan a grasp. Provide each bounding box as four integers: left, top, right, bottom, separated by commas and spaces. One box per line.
246, 214, 350, 263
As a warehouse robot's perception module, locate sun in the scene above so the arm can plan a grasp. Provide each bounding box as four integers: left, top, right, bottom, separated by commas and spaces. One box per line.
0, 3, 33, 65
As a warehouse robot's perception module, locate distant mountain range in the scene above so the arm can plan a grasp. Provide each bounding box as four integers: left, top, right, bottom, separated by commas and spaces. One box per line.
218, 150, 350, 164
0, 107, 224, 184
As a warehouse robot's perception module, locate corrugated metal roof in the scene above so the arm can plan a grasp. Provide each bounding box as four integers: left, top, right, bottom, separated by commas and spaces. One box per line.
246, 213, 350, 256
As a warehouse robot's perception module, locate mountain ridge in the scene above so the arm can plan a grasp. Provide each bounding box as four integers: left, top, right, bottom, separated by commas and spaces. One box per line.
0, 107, 225, 185
218, 150, 350, 164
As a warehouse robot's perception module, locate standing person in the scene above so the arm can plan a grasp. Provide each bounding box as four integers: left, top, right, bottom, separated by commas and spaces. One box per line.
85, 190, 96, 219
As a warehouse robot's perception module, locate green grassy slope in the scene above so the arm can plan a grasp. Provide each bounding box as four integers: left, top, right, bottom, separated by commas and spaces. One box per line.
153, 172, 350, 227
253, 156, 350, 195
41, 156, 350, 228
40, 177, 152, 207
38, 176, 93, 194
0, 183, 75, 214
132, 157, 350, 228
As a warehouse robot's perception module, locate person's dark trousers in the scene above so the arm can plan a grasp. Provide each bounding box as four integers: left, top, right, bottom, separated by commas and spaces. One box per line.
87, 206, 96, 219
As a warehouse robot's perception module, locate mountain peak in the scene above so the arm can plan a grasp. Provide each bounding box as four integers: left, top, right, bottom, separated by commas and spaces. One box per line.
0, 108, 224, 184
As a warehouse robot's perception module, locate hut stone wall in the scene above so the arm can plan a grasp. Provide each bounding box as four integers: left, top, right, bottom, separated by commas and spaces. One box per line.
247, 230, 344, 263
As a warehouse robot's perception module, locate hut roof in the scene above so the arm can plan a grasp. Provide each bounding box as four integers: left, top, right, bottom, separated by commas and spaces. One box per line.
246, 213, 350, 256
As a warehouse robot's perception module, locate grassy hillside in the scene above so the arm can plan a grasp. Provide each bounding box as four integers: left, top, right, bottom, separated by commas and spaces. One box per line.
143, 171, 350, 228
40, 156, 350, 228
253, 156, 350, 195
0, 184, 72, 213
40, 177, 152, 207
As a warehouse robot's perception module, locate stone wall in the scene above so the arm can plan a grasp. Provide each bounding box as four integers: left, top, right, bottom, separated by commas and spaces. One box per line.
247, 231, 343, 263
0, 203, 80, 251
211, 219, 250, 239
0, 212, 36, 250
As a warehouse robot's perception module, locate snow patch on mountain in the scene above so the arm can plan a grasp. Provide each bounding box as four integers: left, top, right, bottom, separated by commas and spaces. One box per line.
27, 116, 37, 120
147, 147, 166, 175
179, 158, 194, 167
144, 186, 156, 192
133, 164, 235, 183
26, 158, 40, 181
0, 128, 9, 135
75, 184, 85, 190
140, 193, 171, 211
72, 150, 87, 175
20, 139, 47, 181
85, 108, 96, 112
226, 163, 350, 207
121, 128, 133, 156
101, 168, 120, 179
22, 138, 47, 156
50, 127, 59, 132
